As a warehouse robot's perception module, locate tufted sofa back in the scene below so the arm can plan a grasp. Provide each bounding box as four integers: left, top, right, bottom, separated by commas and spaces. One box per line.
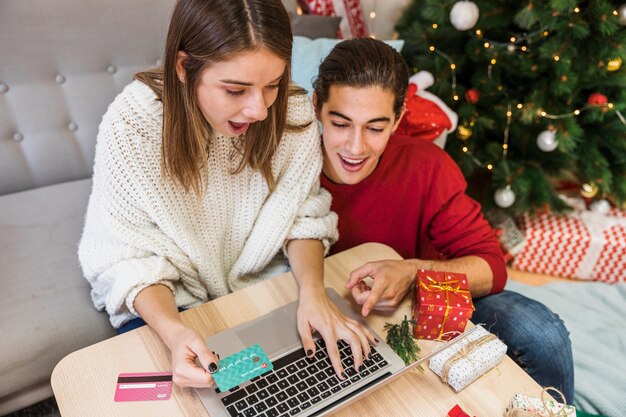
0, 0, 177, 195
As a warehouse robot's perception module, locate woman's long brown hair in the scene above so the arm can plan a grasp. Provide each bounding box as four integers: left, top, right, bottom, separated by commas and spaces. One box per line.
136, 0, 307, 195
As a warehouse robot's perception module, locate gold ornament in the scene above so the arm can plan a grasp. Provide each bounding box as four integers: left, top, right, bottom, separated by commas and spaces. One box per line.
456, 124, 473, 141
607, 57, 622, 72
580, 183, 599, 198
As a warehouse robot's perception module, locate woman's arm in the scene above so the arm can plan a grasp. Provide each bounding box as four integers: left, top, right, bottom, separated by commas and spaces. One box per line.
133, 284, 219, 387
286, 239, 377, 380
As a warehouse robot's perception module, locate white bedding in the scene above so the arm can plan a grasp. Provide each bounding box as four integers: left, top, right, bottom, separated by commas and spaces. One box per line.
506, 279, 626, 417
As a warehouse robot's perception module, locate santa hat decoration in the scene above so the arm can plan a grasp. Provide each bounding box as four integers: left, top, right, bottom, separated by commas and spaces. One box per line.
395, 71, 459, 148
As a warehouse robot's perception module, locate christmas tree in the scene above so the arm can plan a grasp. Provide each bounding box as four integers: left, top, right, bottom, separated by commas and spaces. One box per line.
396, 0, 626, 215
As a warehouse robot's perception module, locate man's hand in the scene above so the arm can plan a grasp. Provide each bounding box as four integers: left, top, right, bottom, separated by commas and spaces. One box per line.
296, 288, 377, 379
346, 259, 419, 317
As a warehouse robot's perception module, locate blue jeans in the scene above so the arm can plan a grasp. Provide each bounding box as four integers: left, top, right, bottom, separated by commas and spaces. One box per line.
117, 307, 187, 334
472, 290, 574, 404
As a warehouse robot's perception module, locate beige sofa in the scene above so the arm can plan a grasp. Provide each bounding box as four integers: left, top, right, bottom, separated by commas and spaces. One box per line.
0, 0, 408, 414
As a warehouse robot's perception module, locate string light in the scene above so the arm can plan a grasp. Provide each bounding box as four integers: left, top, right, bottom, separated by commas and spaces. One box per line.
574, 7, 580, 13
538, 104, 625, 126
432, 23, 438, 29
470, 27, 548, 53
503, 104, 512, 159
427, 47, 458, 101
553, 55, 560, 61
369, 11, 376, 18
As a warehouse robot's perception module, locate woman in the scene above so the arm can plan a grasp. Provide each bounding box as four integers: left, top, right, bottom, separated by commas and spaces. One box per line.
79, 0, 373, 388
312, 37, 574, 402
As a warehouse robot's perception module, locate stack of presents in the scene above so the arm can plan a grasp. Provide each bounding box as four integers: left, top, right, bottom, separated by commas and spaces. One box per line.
410, 269, 578, 417
408, 192, 626, 416
487, 194, 626, 283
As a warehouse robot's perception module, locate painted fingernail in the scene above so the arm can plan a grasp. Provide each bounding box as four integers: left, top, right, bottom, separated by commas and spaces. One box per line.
208, 362, 218, 373
374, 338, 379, 343
359, 364, 365, 372
306, 349, 313, 357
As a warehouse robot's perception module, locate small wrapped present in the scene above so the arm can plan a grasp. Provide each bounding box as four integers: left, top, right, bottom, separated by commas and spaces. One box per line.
429, 325, 507, 392
513, 198, 626, 282
449, 404, 475, 417
504, 391, 576, 417
412, 270, 474, 341
485, 209, 526, 263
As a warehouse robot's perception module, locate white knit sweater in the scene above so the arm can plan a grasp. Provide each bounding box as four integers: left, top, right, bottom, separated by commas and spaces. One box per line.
79, 81, 338, 328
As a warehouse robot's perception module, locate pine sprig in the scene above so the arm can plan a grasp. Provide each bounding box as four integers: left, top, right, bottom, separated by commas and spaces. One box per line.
384, 316, 421, 367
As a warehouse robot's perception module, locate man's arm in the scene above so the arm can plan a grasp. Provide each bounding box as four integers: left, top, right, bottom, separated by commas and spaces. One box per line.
406, 255, 493, 297
346, 255, 492, 317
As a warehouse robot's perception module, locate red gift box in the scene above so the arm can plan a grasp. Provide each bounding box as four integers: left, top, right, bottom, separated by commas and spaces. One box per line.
513, 208, 626, 282
412, 270, 474, 341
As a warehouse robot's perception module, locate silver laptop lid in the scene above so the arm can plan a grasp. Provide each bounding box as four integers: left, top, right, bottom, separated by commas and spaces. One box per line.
196, 288, 406, 417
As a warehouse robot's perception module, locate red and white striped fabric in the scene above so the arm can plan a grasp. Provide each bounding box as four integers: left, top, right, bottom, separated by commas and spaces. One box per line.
299, 0, 368, 38
513, 210, 626, 282
591, 224, 626, 283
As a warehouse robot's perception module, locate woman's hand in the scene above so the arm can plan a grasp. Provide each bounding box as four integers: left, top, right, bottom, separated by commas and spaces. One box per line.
133, 285, 220, 387
296, 287, 378, 379
166, 324, 220, 388
346, 259, 418, 317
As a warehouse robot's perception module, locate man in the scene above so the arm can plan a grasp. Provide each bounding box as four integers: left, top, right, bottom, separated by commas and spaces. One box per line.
313, 37, 574, 401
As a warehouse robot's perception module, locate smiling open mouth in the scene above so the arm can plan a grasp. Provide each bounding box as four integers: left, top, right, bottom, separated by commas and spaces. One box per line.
339, 154, 366, 168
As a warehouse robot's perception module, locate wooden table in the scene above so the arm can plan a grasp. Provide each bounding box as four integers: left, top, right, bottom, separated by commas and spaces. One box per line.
52, 243, 542, 416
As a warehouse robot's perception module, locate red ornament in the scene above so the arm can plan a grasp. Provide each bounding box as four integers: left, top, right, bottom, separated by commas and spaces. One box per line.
465, 89, 481, 104
587, 92, 608, 106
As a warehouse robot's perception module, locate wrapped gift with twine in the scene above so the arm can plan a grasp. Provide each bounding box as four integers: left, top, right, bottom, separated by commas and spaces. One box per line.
504, 388, 576, 417
429, 325, 507, 392
412, 270, 474, 341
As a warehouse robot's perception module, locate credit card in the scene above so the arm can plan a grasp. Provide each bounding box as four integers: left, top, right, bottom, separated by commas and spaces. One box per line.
212, 344, 273, 391
114, 371, 172, 402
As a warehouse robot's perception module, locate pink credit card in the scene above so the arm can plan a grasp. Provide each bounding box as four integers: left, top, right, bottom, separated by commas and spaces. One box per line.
114, 372, 172, 402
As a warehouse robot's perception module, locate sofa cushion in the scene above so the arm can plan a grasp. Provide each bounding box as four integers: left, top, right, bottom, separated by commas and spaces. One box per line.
0, 179, 115, 414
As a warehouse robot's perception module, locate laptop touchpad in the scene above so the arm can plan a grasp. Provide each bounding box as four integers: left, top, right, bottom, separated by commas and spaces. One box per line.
235, 309, 301, 355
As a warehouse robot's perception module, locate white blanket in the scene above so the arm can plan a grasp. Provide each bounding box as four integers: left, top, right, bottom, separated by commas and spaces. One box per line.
506, 279, 626, 417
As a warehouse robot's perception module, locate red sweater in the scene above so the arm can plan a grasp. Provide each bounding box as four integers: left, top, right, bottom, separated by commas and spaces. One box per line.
321, 135, 507, 294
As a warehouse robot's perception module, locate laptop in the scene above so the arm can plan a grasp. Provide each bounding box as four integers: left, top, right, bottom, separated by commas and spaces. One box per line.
195, 287, 406, 417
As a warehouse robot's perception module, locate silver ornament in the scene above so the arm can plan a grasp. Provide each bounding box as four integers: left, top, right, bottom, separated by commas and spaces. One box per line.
589, 199, 611, 214
450, 1, 480, 31
494, 186, 516, 208
536, 130, 558, 152
618, 4, 626, 26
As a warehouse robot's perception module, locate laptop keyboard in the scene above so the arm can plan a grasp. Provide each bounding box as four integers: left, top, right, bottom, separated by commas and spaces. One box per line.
218, 338, 390, 417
